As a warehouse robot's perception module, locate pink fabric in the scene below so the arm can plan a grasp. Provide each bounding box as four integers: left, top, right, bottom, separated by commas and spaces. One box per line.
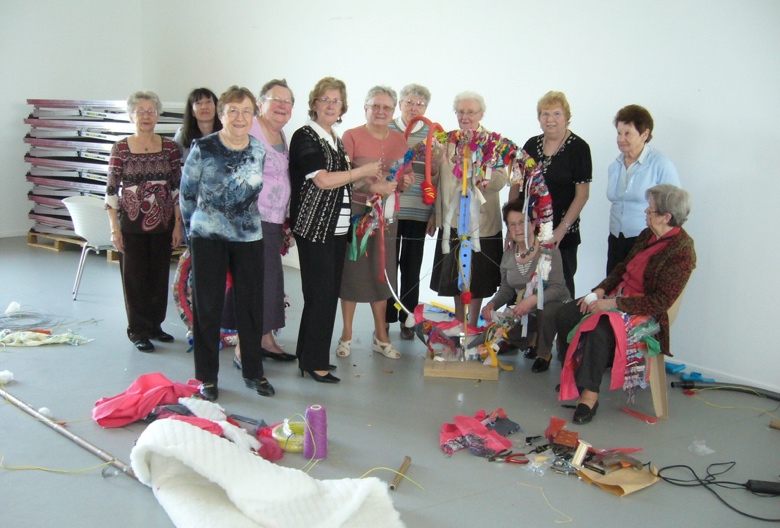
559, 312, 627, 401
249, 117, 290, 225
92, 373, 200, 427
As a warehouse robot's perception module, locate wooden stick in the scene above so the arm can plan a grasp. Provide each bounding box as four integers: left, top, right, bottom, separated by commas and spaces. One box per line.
389, 456, 412, 491
770, 420, 780, 430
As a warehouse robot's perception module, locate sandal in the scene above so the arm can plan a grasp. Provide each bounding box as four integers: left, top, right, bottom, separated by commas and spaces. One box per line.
336, 339, 352, 357
372, 333, 400, 359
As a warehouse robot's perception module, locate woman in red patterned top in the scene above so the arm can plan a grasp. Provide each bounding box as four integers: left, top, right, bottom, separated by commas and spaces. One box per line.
106, 91, 183, 353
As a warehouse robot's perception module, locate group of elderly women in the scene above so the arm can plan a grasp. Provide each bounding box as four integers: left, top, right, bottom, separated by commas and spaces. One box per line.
105, 81, 694, 422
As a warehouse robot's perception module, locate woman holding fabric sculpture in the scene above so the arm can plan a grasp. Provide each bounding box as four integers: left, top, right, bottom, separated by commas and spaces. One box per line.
510, 91, 592, 300
337, 86, 414, 360
385, 83, 439, 340
289, 77, 382, 383
430, 92, 508, 328
555, 184, 695, 424
481, 201, 570, 373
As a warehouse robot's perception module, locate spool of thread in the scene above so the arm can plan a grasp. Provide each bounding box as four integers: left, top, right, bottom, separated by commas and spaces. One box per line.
303, 404, 328, 460
571, 439, 591, 467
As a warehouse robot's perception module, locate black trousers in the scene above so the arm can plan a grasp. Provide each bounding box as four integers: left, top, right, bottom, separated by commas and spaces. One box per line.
555, 300, 616, 393
606, 233, 638, 276
386, 219, 428, 324
190, 237, 264, 384
296, 234, 347, 371
119, 231, 172, 342
559, 245, 578, 299
505, 299, 566, 359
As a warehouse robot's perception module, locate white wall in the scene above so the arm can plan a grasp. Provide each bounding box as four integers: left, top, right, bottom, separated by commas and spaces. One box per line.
1, 0, 778, 391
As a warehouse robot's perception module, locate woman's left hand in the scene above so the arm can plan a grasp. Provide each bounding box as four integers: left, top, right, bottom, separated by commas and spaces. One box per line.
398, 171, 414, 192
552, 224, 567, 248
512, 297, 536, 317
171, 225, 184, 248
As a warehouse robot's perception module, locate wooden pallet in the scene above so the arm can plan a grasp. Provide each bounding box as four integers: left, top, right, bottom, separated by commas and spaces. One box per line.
423, 357, 499, 381
27, 230, 84, 251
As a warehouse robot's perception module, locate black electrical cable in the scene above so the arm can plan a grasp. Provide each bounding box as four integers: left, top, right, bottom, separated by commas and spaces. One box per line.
656, 462, 780, 522
671, 380, 780, 402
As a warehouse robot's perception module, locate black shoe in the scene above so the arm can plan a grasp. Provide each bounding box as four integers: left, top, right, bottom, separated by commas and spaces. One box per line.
152, 331, 174, 342
300, 369, 340, 383
531, 356, 551, 373
199, 383, 218, 402
524, 347, 538, 359
496, 341, 517, 355
328, 364, 337, 371
134, 338, 155, 352
400, 326, 414, 340
244, 377, 275, 397
572, 401, 599, 424
233, 356, 242, 370
262, 348, 297, 362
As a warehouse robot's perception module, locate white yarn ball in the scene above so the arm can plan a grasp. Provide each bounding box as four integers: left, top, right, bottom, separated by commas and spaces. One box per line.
38, 407, 54, 419
0, 370, 13, 384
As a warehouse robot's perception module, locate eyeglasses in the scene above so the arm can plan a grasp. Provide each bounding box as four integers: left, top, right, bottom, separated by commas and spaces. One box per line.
265, 96, 294, 107
455, 109, 481, 118
194, 99, 214, 108
367, 104, 394, 113
133, 109, 159, 116
225, 107, 255, 119
646, 209, 661, 215
402, 99, 427, 108
506, 222, 526, 229
540, 110, 565, 119
317, 97, 342, 107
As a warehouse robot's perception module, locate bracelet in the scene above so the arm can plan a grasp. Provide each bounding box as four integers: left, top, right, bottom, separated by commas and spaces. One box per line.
562, 220, 572, 232
175, 216, 182, 222
348, 170, 353, 183
111, 228, 120, 235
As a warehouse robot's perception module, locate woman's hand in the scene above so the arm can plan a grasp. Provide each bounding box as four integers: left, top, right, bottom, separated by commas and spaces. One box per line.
111, 231, 124, 253
357, 160, 382, 180
369, 178, 398, 196
481, 302, 495, 324
512, 297, 536, 317
587, 297, 617, 313
552, 224, 567, 248
398, 171, 415, 192
576, 288, 605, 314
426, 216, 437, 236
171, 226, 184, 248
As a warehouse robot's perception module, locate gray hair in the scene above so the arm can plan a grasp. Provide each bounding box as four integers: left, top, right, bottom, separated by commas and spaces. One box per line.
453, 91, 486, 113
126, 91, 162, 114
646, 184, 691, 227
259, 78, 295, 105
399, 83, 431, 105
365, 85, 397, 107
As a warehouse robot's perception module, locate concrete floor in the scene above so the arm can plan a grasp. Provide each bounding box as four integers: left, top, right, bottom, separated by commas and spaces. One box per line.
1, 235, 777, 527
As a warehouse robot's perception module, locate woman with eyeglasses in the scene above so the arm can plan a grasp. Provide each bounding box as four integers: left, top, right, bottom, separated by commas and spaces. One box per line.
337, 86, 414, 361
555, 185, 695, 424
225, 79, 297, 370
480, 201, 570, 373
180, 85, 274, 402
106, 91, 182, 353
385, 83, 439, 340
289, 77, 382, 383
430, 91, 508, 328
174, 88, 222, 163
510, 91, 592, 302
605, 104, 681, 275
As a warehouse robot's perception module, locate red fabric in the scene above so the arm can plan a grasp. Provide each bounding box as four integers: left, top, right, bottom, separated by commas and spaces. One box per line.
256, 436, 284, 461
617, 227, 681, 296
559, 312, 627, 401
92, 373, 200, 427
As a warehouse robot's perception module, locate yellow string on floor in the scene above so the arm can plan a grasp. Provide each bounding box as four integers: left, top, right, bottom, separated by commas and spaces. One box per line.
516, 482, 573, 523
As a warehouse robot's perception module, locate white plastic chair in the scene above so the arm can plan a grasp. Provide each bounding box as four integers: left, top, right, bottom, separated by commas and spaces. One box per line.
62, 195, 115, 300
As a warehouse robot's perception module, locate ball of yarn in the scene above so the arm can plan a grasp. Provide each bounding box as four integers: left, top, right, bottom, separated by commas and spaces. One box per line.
0, 370, 13, 384
421, 181, 436, 205
38, 407, 53, 419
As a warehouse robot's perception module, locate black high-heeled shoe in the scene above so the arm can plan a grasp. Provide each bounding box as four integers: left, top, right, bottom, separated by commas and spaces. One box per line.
300, 368, 340, 383
262, 348, 297, 362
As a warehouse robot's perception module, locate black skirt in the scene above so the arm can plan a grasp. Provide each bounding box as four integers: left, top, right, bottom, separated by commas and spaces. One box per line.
430, 228, 503, 298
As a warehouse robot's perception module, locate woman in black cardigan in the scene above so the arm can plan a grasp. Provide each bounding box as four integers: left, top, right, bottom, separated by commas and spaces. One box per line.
289, 77, 381, 383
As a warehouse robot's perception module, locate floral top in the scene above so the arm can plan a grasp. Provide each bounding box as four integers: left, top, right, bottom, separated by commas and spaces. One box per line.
105, 137, 181, 234
180, 132, 266, 242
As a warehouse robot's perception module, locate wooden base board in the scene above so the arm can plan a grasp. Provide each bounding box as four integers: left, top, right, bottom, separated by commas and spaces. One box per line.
424, 357, 499, 381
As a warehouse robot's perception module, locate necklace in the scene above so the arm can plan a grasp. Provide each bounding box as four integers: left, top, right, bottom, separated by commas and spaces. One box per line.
540, 130, 568, 172
515, 243, 536, 260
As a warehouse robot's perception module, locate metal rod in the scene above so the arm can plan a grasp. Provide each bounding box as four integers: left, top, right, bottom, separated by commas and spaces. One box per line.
0, 386, 137, 480
389, 456, 412, 491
